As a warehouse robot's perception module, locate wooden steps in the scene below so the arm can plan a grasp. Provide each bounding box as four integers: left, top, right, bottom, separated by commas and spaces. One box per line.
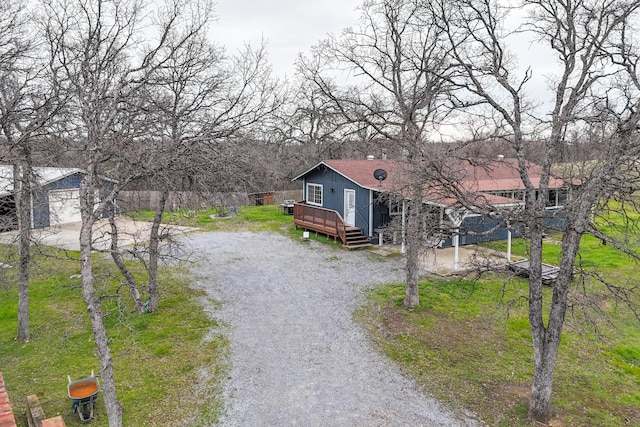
344, 227, 372, 248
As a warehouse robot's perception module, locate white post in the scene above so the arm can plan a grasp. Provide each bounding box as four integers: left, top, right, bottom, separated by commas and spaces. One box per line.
453, 231, 459, 271
401, 200, 406, 254
368, 190, 374, 237
30, 192, 35, 228
507, 229, 512, 262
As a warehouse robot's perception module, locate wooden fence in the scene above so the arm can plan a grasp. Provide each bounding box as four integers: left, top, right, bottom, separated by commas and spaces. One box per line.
117, 190, 302, 212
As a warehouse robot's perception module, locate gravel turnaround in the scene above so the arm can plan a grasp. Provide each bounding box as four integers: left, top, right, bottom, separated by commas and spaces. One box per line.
190, 231, 479, 427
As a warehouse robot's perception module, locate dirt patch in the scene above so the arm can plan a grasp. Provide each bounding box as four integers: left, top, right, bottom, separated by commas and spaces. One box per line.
567, 289, 612, 310
386, 305, 503, 356
379, 306, 419, 337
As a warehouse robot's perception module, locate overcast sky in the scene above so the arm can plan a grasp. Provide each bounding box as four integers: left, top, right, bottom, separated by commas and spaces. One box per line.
209, 0, 362, 78
209, 2, 555, 91
207, 1, 563, 140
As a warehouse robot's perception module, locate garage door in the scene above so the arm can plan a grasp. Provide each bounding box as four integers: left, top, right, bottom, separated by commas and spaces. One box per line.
48, 189, 81, 225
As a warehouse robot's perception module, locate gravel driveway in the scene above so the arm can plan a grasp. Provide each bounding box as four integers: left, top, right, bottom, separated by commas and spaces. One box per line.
190, 231, 478, 427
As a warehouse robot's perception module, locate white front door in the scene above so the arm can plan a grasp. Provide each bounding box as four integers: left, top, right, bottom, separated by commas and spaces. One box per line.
344, 189, 356, 226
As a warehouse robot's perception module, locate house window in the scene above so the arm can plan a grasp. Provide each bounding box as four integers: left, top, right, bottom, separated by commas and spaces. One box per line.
389, 201, 403, 216
306, 183, 323, 206
557, 189, 568, 206
547, 188, 568, 207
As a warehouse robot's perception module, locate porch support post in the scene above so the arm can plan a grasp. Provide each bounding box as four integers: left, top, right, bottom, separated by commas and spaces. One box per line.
401, 200, 406, 254
301, 178, 307, 204
368, 190, 373, 237
453, 231, 459, 270
445, 207, 467, 271
30, 192, 35, 228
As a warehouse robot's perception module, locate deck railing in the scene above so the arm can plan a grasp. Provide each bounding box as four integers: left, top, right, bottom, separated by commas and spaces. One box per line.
293, 202, 347, 244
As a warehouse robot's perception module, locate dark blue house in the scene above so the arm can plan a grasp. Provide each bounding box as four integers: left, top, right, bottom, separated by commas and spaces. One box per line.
292, 158, 398, 242
293, 157, 570, 249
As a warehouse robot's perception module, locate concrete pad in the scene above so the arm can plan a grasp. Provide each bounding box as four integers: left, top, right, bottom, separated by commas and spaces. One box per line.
419, 246, 508, 275
0, 217, 198, 252
370, 244, 509, 275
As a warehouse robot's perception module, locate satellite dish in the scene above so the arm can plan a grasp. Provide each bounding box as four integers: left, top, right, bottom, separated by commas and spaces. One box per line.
373, 169, 387, 187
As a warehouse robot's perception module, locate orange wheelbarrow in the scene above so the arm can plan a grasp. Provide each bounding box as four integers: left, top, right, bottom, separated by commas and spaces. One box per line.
68, 371, 100, 423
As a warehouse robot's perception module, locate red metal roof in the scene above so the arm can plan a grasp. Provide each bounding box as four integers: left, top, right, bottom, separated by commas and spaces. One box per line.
452, 158, 567, 192
296, 157, 568, 207
322, 159, 405, 191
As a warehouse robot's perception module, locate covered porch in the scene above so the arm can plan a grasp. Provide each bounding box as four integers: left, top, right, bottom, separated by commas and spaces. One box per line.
378, 201, 516, 271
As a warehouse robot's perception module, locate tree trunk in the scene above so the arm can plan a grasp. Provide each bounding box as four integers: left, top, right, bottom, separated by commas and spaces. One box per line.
528, 223, 581, 423
147, 189, 167, 313
79, 182, 122, 427
526, 212, 553, 423
108, 215, 144, 313
403, 196, 421, 308
528, 325, 559, 423
404, 240, 420, 308
14, 163, 31, 342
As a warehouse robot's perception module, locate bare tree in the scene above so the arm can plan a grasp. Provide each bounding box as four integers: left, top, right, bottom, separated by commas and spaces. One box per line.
434, 0, 640, 423
107, 213, 145, 313
42, 0, 215, 424
135, 33, 284, 312
0, 0, 62, 342
299, 0, 454, 308
0, 0, 33, 344
277, 77, 356, 163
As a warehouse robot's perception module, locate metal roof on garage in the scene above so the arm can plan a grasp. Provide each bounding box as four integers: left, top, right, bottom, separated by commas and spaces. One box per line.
0, 165, 85, 197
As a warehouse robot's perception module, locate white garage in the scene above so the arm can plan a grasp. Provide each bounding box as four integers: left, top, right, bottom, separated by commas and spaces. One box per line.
48, 188, 82, 225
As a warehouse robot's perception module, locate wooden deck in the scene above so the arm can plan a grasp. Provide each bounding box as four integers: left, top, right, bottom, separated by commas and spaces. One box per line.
508, 259, 559, 285
293, 203, 370, 247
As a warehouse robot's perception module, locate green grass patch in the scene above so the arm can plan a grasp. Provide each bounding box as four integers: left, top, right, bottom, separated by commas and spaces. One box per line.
360, 203, 640, 425
127, 204, 295, 234
127, 205, 353, 250
364, 215, 640, 426
482, 232, 640, 286
358, 274, 640, 426
0, 247, 224, 426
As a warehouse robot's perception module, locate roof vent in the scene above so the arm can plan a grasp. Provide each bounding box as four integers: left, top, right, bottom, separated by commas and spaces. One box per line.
366, 155, 375, 160
497, 154, 505, 161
